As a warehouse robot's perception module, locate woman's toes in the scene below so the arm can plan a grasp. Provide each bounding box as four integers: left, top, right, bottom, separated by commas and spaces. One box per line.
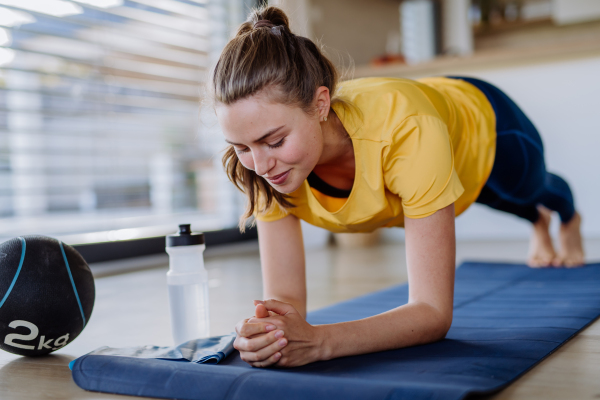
527, 254, 541, 267
551, 256, 564, 267
558, 212, 585, 268
527, 246, 556, 268
528, 207, 557, 268
528, 262, 545, 268
528, 255, 553, 268
564, 254, 585, 268
541, 258, 554, 267
527, 248, 555, 267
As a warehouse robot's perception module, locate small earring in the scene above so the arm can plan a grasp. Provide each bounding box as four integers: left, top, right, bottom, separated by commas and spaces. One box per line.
323, 116, 328, 122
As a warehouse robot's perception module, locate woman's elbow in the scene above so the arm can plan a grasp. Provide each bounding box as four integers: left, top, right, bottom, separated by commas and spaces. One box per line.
433, 313, 453, 341
424, 304, 453, 342
413, 302, 453, 344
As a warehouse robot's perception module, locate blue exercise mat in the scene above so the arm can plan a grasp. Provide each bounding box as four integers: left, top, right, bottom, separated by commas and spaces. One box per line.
71, 261, 600, 400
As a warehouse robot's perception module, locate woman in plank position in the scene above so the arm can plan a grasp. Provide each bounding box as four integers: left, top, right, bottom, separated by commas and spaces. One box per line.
211, 6, 585, 368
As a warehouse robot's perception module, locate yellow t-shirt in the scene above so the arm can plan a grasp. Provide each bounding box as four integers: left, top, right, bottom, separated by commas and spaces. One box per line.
255, 77, 496, 233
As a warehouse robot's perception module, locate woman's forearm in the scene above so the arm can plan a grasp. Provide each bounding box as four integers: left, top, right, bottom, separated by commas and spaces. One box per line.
257, 216, 307, 319
317, 301, 452, 361
263, 293, 306, 319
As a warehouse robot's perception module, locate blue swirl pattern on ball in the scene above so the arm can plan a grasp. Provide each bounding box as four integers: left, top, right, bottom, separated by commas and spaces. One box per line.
0, 237, 25, 310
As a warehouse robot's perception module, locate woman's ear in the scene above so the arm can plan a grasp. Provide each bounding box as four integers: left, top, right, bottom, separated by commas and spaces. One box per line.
314, 86, 331, 121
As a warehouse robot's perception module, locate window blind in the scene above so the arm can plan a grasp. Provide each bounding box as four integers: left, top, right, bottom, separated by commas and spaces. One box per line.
0, 0, 250, 242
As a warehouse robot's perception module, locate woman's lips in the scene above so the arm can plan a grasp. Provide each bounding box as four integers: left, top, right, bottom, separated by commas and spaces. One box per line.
266, 169, 291, 185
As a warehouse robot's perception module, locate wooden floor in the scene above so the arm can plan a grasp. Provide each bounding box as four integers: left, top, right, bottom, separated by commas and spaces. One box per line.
1, 238, 600, 399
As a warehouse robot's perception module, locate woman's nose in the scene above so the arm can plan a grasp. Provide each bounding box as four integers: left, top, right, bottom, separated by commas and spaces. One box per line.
253, 151, 274, 177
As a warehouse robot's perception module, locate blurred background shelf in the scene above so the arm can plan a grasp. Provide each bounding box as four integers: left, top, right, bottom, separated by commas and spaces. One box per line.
355, 25, 600, 79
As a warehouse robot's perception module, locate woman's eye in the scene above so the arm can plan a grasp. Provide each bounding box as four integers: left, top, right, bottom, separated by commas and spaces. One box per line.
268, 138, 285, 149
236, 147, 250, 154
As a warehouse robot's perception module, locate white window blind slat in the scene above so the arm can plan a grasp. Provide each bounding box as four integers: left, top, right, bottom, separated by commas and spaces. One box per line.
128, 0, 207, 20
0, 0, 249, 241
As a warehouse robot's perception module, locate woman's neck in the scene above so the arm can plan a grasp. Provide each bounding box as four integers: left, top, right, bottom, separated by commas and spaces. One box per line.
312, 110, 355, 190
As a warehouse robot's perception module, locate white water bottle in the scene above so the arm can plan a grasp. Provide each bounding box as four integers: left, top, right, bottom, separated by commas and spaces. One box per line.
166, 224, 210, 345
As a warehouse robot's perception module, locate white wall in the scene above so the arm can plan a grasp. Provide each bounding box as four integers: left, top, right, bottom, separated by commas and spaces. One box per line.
269, 0, 312, 38
552, 0, 600, 25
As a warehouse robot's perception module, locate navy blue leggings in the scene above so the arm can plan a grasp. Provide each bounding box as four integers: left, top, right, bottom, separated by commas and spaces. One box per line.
448, 77, 575, 224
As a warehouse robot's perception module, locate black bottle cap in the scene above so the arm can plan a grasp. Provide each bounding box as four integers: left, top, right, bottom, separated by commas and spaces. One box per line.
166, 224, 205, 247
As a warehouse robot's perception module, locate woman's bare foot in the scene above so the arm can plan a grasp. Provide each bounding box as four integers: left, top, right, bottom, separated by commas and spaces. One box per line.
528, 206, 556, 268
553, 212, 585, 268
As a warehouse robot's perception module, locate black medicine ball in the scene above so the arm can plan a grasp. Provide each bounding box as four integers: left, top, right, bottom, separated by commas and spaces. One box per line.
0, 235, 95, 356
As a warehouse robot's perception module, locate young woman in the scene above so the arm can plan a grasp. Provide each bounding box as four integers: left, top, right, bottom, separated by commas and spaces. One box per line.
211, 6, 585, 368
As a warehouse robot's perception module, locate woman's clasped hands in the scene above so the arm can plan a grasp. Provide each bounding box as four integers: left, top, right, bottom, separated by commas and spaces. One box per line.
233, 300, 327, 368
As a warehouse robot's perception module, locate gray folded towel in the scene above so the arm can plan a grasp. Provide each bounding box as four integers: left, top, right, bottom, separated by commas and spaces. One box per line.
86, 333, 236, 364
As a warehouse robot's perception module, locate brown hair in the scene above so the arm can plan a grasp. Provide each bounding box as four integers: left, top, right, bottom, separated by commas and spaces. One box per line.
212, 5, 346, 231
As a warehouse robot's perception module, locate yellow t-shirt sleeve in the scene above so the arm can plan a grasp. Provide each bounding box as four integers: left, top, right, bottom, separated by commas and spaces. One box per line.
383, 115, 464, 218
254, 198, 290, 222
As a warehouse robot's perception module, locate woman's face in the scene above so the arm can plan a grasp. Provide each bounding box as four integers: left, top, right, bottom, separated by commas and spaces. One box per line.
216, 92, 325, 194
